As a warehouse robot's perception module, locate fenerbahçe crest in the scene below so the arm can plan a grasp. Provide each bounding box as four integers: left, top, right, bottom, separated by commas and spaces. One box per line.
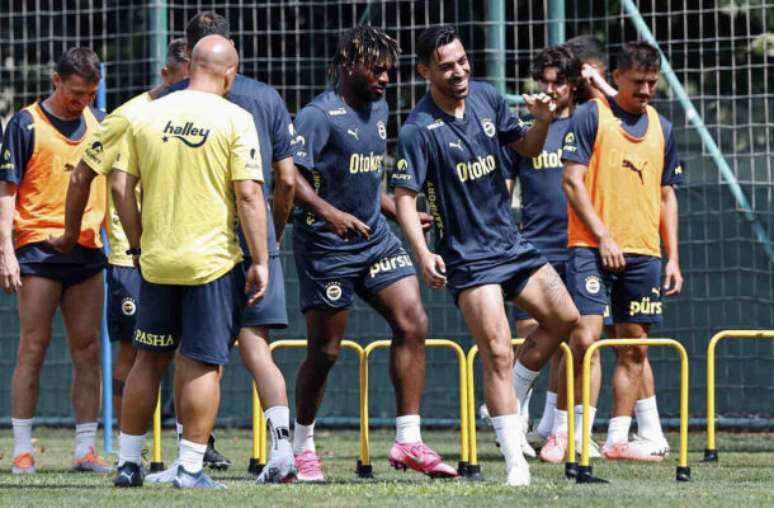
162, 120, 210, 148
325, 281, 343, 302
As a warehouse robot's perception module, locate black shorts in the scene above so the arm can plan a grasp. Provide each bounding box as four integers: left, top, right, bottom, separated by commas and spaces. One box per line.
107, 265, 141, 342
133, 265, 245, 365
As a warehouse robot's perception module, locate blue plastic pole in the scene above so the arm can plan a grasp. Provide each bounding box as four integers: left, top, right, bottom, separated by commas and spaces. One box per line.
96, 63, 112, 453
548, 0, 566, 46
486, 0, 506, 94
621, 0, 774, 266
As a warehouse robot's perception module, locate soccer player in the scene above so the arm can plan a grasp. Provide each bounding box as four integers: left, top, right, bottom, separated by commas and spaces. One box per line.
111, 35, 268, 489
391, 25, 580, 486
146, 11, 298, 482
290, 25, 456, 482
0, 48, 113, 474
50, 38, 190, 431
495, 46, 588, 456
555, 41, 683, 462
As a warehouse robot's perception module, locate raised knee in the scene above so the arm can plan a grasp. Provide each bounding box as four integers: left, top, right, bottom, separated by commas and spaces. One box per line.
617, 345, 648, 365
395, 308, 428, 344
308, 347, 339, 372
488, 338, 515, 373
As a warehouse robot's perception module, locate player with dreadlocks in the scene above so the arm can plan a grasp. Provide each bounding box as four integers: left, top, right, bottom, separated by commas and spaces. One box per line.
289, 25, 454, 482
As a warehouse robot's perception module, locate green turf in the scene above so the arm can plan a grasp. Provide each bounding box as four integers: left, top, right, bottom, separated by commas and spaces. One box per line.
1, 428, 773, 507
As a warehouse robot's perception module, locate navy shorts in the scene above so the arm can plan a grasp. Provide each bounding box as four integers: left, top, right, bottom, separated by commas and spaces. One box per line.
133, 265, 245, 365
17, 243, 106, 288
107, 265, 141, 342
241, 255, 288, 329
567, 247, 663, 324
447, 239, 548, 305
294, 232, 416, 313
512, 259, 567, 321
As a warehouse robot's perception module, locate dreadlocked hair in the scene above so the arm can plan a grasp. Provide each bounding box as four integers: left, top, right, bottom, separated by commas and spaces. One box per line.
327, 25, 401, 84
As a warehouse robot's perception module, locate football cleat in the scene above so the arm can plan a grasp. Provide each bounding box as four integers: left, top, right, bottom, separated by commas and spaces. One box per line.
388, 441, 458, 478
256, 452, 298, 484
539, 433, 568, 464
294, 451, 324, 482
172, 466, 226, 490
203, 434, 231, 470
633, 433, 670, 457
12, 452, 36, 474
145, 460, 180, 484
73, 447, 115, 473
602, 440, 664, 462
114, 461, 144, 487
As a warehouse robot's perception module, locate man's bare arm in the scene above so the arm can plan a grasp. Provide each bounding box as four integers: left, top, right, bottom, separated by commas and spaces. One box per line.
394, 187, 447, 288
110, 171, 142, 253
235, 179, 269, 305
48, 160, 99, 252
271, 157, 296, 244
659, 184, 683, 295
0, 182, 21, 292
562, 160, 625, 271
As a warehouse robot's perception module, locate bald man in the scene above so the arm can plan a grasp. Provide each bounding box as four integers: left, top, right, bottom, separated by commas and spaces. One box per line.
112, 35, 269, 489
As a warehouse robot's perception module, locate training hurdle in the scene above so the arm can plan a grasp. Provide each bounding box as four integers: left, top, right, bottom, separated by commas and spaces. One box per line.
466, 340, 576, 480
576, 338, 690, 483
358, 339, 469, 478
250, 339, 366, 475
704, 330, 774, 462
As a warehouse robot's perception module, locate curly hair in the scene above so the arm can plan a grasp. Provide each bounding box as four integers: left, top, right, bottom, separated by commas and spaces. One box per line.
328, 25, 401, 84
531, 45, 588, 104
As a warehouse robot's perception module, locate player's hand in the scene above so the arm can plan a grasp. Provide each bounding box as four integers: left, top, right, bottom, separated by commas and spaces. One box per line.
522, 92, 556, 122
418, 212, 434, 231
581, 64, 603, 88
46, 233, 78, 254
663, 258, 683, 296
0, 247, 22, 293
419, 251, 447, 289
245, 262, 269, 306
599, 234, 626, 272
324, 208, 371, 240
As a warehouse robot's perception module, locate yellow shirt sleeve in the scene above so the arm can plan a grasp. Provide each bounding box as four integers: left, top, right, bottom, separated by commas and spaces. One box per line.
82, 113, 129, 175
230, 112, 263, 183
123, 124, 140, 178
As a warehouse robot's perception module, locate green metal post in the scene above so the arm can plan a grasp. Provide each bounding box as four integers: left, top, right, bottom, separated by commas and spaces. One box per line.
486, 0, 506, 94
150, 0, 168, 86
548, 0, 565, 46
622, 0, 774, 266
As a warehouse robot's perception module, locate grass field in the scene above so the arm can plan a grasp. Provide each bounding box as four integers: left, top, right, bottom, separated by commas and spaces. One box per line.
1, 428, 773, 507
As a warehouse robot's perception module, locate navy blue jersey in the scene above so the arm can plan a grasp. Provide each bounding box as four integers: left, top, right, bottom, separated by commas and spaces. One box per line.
502, 115, 571, 261
0, 105, 106, 184
291, 89, 390, 254
390, 81, 530, 269
162, 75, 295, 256
562, 96, 683, 186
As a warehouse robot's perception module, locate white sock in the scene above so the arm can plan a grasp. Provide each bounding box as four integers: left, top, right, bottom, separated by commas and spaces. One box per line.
605, 416, 632, 447
551, 409, 568, 435
12, 418, 33, 457
265, 406, 292, 456
293, 421, 315, 454
536, 392, 557, 437
512, 361, 540, 411
491, 414, 525, 467
635, 396, 665, 442
574, 405, 597, 444
176, 421, 184, 437
74, 422, 98, 459
179, 438, 207, 474
521, 388, 532, 428
395, 414, 422, 444
118, 432, 146, 466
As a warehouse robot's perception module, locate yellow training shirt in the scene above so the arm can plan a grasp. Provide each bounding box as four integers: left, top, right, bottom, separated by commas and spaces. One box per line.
82, 91, 151, 267
123, 89, 263, 285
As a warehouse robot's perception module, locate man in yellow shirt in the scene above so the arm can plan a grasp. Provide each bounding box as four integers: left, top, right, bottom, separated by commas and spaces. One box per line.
51, 38, 190, 429
111, 35, 269, 489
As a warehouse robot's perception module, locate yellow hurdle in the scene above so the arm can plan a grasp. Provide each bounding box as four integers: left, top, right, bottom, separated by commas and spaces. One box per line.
704, 330, 774, 462
466, 339, 576, 480
149, 390, 164, 472
577, 338, 690, 483
250, 339, 366, 475
358, 339, 469, 477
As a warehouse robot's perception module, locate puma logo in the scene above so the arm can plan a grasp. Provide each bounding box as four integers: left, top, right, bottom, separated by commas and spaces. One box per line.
347, 128, 359, 140
449, 140, 464, 151
622, 159, 646, 184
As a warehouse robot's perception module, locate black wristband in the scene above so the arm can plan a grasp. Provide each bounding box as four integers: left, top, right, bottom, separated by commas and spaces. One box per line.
125, 248, 141, 256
